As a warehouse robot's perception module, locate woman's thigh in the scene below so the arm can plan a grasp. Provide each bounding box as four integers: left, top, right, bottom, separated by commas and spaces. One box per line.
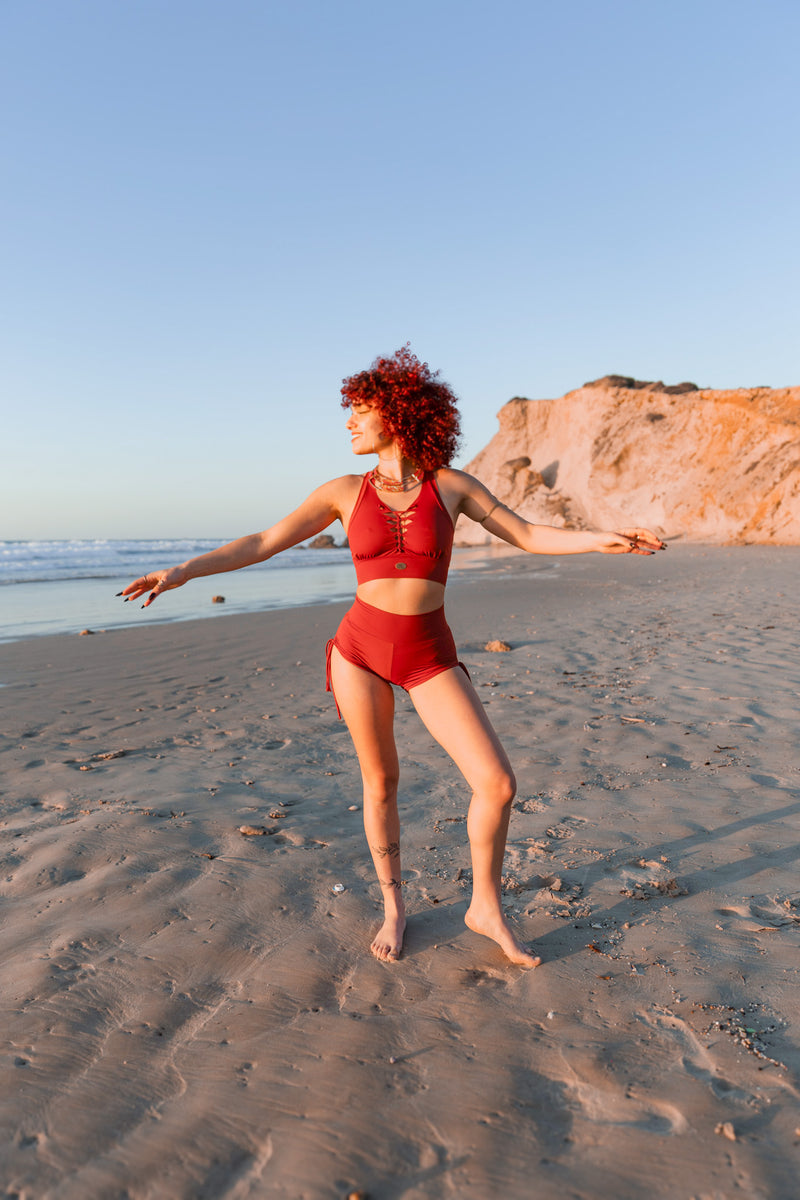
329, 645, 399, 784
408, 666, 515, 795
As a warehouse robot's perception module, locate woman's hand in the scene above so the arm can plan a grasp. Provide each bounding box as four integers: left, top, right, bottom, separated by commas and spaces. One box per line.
596, 528, 666, 555
119, 566, 189, 607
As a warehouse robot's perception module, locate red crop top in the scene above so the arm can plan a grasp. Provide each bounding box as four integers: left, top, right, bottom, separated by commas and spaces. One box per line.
347, 471, 455, 585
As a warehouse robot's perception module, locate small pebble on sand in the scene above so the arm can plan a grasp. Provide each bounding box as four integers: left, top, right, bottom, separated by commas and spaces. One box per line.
715, 1121, 736, 1141
484, 639, 512, 652
239, 825, 269, 836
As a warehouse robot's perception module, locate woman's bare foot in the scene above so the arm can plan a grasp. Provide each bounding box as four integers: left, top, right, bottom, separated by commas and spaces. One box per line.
371, 911, 406, 962
465, 903, 541, 968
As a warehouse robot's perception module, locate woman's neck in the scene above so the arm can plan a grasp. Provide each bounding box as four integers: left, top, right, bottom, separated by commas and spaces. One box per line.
375, 453, 417, 482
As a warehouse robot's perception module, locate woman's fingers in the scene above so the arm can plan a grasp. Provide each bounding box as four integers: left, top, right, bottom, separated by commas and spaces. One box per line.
118, 571, 170, 605
626, 528, 666, 545
599, 529, 666, 554
618, 528, 666, 553
142, 579, 163, 607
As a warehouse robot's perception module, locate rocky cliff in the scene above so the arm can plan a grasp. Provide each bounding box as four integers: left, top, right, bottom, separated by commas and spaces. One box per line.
457, 377, 800, 545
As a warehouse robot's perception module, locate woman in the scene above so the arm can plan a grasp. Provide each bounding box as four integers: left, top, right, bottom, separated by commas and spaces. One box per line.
121, 347, 664, 967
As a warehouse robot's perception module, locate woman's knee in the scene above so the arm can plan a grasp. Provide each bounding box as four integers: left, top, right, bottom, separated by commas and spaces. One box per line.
499, 767, 516, 806
362, 767, 400, 805
479, 766, 516, 807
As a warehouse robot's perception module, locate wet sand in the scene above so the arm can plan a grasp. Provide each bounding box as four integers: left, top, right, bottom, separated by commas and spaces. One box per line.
2, 544, 799, 1199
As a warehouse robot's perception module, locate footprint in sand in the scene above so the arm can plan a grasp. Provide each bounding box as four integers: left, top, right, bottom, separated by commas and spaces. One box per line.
635, 1007, 765, 1103
567, 1076, 688, 1136
746, 894, 800, 929
460, 967, 507, 991
618, 860, 687, 900
515, 797, 548, 814
545, 815, 588, 840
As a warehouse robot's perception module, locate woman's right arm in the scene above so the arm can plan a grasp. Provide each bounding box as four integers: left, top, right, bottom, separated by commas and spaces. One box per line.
120, 477, 354, 607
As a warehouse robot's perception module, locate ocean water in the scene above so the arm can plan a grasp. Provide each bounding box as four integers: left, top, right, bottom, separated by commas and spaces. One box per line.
0, 539, 359, 643
0, 538, 527, 643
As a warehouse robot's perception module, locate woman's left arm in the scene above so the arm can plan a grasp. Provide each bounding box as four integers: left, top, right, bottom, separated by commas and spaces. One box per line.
445, 470, 665, 556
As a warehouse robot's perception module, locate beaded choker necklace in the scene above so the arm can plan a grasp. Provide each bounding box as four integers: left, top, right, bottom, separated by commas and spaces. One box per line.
369, 466, 423, 493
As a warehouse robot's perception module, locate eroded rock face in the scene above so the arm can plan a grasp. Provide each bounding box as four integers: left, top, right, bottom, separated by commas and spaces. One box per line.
457, 379, 800, 545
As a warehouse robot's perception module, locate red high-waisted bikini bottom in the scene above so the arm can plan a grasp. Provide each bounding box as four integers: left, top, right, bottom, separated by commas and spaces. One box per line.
326, 596, 469, 718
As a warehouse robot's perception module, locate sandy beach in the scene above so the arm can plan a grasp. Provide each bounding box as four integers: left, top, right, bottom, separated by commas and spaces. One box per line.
2, 544, 799, 1200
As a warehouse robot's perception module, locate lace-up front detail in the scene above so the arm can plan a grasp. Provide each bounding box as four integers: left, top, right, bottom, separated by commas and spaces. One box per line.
347, 471, 455, 585
383, 505, 415, 554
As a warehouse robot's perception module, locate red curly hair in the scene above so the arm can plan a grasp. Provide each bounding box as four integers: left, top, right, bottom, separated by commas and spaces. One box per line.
340, 346, 461, 470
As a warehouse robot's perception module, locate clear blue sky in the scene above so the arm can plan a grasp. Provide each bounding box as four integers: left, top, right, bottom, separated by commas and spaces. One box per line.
3, 0, 798, 539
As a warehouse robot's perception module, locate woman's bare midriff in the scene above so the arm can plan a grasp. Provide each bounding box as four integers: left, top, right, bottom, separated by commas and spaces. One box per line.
356, 577, 446, 615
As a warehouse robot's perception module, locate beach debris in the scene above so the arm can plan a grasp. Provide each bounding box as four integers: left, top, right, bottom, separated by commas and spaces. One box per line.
691, 1002, 788, 1070
79, 628, 95, 635
484, 639, 511, 652
268, 810, 287, 819
212, 595, 225, 603
345, 1190, 369, 1200
239, 824, 270, 837
715, 1121, 737, 1142
331, 883, 346, 894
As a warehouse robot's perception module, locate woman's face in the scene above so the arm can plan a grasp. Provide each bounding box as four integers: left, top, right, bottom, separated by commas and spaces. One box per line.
346, 404, 393, 456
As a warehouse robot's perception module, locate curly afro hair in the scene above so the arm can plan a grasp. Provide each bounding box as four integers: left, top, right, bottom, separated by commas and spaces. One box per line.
340, 346, 461, 471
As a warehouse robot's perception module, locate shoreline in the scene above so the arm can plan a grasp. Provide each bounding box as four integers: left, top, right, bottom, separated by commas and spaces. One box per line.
0, 543, 531, 646
2, 544, 799, 1198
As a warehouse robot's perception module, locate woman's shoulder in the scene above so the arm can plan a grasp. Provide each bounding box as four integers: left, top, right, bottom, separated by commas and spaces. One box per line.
432, 467, 486, 496
298, 473, 366, 514
318, 472, 367, 495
